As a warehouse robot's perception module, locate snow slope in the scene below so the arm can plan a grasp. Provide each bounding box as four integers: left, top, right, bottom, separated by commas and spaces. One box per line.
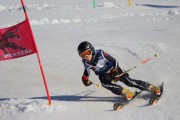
0, 0, 180, 120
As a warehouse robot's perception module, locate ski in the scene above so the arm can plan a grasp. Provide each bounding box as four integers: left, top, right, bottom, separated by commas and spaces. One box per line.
113, 91, 142, 111
149, 82, 164, 105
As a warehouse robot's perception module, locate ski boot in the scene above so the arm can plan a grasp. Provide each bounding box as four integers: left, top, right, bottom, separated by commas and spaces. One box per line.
113, 88, 141, 110
147, 84, 161, 96
121, 88, 135, 101
148, 83, 164, 105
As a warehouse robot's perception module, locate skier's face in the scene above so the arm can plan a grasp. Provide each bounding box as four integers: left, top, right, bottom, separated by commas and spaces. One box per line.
80, 49, 92, 61
85, 54, 92, 61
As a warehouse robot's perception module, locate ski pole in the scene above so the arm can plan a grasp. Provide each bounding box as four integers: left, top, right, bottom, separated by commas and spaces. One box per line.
119, 54, 158, 77
93, 54, 158, 86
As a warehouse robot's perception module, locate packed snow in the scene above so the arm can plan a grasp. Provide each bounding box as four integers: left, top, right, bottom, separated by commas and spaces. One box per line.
0, 0, 180, 120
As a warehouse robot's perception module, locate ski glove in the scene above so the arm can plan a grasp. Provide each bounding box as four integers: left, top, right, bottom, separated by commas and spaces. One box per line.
82, 75, 92, 86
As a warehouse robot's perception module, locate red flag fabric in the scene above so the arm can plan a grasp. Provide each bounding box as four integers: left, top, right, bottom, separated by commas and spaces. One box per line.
0, 20, 36, 61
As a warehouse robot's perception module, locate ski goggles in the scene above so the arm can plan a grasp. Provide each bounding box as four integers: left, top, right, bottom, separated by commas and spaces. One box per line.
80, 49, 92, 59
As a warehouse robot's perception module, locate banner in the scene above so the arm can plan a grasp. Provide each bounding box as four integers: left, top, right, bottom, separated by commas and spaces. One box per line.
0, 20, 36, 61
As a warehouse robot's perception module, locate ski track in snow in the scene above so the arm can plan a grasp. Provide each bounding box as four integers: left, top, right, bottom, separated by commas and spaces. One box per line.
1, 2, 180, 28
97, 41, 166, 60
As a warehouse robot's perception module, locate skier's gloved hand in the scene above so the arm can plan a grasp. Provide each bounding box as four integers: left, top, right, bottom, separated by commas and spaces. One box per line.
82, 80, 92, 86
82, 75, 92, 86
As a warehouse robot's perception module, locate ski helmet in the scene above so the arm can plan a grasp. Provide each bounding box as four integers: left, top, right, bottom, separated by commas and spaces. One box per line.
77, 41, 95, 58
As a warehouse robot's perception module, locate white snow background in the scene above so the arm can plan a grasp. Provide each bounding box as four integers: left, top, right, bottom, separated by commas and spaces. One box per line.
0, 0, 180, 120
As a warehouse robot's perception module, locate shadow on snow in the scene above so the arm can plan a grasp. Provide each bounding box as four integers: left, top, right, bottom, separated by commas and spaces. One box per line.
29, 90, 123, 103
0, 90, 123, 103
136, 4, 180, 8
0, 90, 154, 105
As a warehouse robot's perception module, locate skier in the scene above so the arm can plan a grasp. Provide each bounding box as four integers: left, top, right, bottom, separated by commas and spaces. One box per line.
77, 41, 161, 100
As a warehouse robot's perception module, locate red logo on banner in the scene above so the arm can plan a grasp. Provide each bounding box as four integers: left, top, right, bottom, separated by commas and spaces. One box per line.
0, 20, 36, 61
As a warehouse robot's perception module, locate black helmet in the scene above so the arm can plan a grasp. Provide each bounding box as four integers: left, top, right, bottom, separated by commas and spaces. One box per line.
77, 41, 95, 57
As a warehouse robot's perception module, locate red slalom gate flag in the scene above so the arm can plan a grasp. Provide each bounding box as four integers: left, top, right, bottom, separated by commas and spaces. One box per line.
0, 0, 52, 105
0, 20, 36, 61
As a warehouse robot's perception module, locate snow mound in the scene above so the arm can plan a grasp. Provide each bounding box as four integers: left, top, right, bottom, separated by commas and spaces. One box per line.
0, 4, 21, 11
0, 4, 6, 11
0, 18, 84, 28
26, 2, 56, 10
98, 2, 118, 8
30, 18, 83, 25
0, 98, 67, 114
168, 9, 180, 15
0, 3, 55, 12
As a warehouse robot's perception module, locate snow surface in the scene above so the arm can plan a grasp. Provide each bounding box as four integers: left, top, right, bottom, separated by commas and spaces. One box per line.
0, 0, 180, 120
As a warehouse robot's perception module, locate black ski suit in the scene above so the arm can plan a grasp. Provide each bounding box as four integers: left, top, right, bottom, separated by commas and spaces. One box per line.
82, 49, 150, 95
